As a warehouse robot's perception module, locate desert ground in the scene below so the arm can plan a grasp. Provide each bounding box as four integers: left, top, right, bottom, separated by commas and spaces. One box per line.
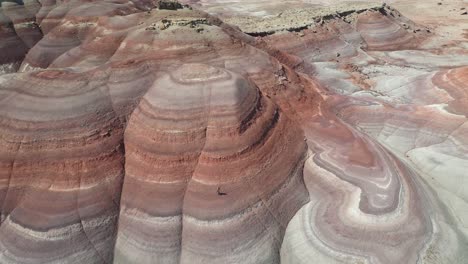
0, 0, 467, 263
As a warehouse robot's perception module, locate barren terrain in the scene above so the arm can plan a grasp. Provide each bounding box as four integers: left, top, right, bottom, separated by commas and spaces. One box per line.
0, 0, 467, 263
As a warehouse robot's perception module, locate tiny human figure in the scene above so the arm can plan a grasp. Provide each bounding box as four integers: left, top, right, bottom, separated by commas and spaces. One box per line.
217, 187, 227, 196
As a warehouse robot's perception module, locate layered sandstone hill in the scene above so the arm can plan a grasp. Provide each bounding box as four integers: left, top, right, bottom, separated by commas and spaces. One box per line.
0, 0, 42, 72
115, 63, 308, 264
0, 2, 310, 263
1, 0, 468, 264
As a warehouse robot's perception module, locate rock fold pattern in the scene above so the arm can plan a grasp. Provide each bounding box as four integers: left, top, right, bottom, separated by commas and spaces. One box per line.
0, 0, 468, 264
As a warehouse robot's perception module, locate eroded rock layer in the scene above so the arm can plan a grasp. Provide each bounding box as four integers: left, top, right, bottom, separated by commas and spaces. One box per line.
1, 2, 310, 263
0, 1, 42, 73
0, 69, 125, 263
1, 0, 468, 263
115, 63, 308, 264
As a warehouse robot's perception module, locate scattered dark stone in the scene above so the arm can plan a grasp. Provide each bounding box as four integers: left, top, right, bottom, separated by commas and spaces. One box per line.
437, 2, 442, 5
158, 0, 183, 10
336, 53, 341, 57
462, 11, 468, 15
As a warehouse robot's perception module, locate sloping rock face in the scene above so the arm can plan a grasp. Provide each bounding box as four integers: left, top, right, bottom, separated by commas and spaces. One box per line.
1, 0, 468, 264
0, 1, 42, 73
0, 69, 125, 263
0, 1, 310, 263
115, 63, 308, 264
240, 2, 468, 264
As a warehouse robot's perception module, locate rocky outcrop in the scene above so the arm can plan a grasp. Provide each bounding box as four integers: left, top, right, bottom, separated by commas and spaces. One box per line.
0, 1, 42, 73
115, 63, 308, 264
0, 69, 125, 263
1, 0, 468, 263
0, 3, 309, 263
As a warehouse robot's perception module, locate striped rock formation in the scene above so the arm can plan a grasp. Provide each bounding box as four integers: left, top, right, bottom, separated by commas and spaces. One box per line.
355, 7, 422, 51
0, 1, 42, 73
19, 0, 156, 72
209, 1, 467, 264
322, 66, 468, 264
1, 0, 468, 263
115, 63, 308, 264
0, 2, 310, 263
0, 69, 125, 263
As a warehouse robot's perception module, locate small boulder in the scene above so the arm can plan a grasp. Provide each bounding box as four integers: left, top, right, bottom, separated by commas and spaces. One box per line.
158, 0, 183, 10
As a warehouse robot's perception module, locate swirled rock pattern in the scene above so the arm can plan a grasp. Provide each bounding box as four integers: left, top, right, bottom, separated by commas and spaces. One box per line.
0, 69, 125, 263
1, 0, 468, 264
115, 63, 308, 264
